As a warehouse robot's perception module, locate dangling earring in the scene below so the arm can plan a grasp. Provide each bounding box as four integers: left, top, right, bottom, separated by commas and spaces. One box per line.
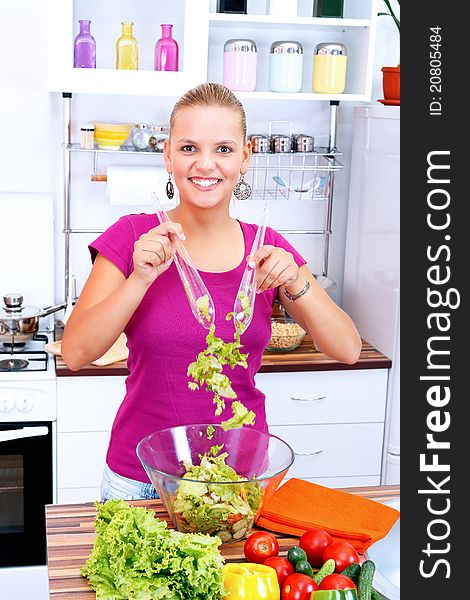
233, 173, 252, 201
166, 172, 175, 200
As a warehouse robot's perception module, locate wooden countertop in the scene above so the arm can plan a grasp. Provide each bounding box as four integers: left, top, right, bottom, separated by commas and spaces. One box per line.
45, 484, 399, 599
55, 336, 391, 377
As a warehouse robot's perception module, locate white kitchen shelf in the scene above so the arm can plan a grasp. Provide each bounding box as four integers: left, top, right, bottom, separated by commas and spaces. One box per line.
233, 91, 369, 101
65, 143, 162, 156
55, 0, 378, 307
47, 0, 209, 96
48, 0, 377, 100
65, 143, 341, 157
208, 13, 371, 29
51, 69, 200, 97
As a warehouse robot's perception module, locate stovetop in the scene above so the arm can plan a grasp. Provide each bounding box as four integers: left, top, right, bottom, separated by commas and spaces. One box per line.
0, 331, 56, 381
0, 333, 49, 373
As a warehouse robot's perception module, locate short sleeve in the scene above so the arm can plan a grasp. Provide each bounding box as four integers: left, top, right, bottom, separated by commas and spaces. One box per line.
265, 226, 307, 268
88, 216, 137, 277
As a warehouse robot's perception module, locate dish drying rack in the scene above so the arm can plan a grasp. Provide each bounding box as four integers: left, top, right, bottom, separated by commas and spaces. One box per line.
60, 102, 343, 308
246, 150, 342, 202
243, 122, 343, 288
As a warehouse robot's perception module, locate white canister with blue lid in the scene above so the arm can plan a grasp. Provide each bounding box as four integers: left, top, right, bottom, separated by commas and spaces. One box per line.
269, 41, 303, 93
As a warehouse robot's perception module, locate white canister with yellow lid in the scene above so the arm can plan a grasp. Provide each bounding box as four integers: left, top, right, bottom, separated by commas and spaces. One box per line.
312, 42, 347, 94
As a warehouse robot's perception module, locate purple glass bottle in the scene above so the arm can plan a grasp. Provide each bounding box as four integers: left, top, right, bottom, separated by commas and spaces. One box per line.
73, 19, 96, 68
154, 24, 179, 71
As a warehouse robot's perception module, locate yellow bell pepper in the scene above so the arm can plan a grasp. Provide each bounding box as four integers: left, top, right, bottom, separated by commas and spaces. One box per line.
222, 563, 280, 599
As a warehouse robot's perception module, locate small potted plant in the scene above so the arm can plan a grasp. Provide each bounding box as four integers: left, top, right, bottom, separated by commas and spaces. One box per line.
378, 0, 400, 103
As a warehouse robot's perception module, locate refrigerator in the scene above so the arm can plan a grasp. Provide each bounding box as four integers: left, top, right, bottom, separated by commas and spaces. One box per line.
342, 105, 400, 484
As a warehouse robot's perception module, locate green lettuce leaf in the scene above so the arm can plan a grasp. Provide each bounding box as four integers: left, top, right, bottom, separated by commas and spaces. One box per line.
221, 401, 256, 431
80, 499, 226, 600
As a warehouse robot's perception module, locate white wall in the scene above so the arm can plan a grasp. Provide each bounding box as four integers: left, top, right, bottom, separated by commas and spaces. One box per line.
0, 0, 399, 311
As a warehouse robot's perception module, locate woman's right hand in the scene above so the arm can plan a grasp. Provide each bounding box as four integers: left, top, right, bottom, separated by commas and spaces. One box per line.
132, 221, 185, 284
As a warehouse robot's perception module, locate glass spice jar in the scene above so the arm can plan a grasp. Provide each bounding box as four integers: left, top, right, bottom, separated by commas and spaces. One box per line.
80, 123, 95, 149
148, 125, 169, 152
131, 124, 151, 151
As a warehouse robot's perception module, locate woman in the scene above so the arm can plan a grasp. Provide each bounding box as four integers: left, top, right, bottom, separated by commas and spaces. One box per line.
61, 82, 361, 501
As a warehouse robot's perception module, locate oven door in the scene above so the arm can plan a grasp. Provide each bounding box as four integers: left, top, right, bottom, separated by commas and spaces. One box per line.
0, 422, 53, 567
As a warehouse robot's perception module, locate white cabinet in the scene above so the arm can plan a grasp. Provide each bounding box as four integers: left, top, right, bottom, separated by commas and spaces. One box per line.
48, 0, 377, 101
56, 367, 388, 501
256, 368, 388, 487
56, 376, 125, 503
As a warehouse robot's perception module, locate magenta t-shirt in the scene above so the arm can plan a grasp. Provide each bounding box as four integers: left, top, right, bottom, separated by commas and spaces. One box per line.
89, 214, 306, 480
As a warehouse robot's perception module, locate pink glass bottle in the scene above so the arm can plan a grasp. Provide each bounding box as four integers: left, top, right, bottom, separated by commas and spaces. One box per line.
154, 24, 179, 71
73, 20, 96, 68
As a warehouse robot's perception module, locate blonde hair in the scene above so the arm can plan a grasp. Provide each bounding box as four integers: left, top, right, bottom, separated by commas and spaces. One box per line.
169, 82, 247, 140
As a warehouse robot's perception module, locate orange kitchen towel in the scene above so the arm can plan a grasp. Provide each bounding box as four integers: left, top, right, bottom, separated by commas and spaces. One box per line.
256, 478, 400, 554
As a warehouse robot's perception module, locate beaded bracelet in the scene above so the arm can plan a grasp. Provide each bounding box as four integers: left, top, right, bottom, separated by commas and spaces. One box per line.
283, 279, 311, 302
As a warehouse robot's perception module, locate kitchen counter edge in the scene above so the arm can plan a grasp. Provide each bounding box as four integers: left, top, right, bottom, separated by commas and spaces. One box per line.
54, 335, 391, 377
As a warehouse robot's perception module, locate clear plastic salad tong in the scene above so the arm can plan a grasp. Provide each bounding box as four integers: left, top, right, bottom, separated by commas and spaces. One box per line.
152, 192, 216, 330
233, 203, 270, 333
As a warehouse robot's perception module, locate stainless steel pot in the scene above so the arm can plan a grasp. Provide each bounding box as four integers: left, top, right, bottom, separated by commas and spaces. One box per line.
249, 134, 270, 153
271, 134, 292, 153
295, 134, 315, 153
0, 293, 66, 344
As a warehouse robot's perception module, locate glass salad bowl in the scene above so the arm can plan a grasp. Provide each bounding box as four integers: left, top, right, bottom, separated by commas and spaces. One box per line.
137, 424, 294, 543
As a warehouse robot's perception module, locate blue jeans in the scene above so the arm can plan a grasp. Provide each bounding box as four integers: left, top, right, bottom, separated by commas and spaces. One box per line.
100, 465, 159, 501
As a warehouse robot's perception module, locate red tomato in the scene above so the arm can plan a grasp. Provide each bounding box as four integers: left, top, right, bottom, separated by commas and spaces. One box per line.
299, 528, 334, 567
244, 531, 279, 563
322, 541, 360, 573
282, 573, 318, 600
264, 556, 295, 587
319, 574, 356, 590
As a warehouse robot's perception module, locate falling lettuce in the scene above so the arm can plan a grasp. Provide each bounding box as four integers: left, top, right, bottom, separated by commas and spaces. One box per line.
80, 499, 226, 600
187, 325, 249, 418
221, 401, 255, 431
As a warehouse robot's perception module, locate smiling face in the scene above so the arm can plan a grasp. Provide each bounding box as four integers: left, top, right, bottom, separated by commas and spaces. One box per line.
164, 105, 251, 210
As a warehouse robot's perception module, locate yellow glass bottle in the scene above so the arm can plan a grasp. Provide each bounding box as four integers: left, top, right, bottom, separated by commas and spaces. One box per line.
116, 21, 138, 70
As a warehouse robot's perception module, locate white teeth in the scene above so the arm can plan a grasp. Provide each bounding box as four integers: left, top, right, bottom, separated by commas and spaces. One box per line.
190, 178, 219, 188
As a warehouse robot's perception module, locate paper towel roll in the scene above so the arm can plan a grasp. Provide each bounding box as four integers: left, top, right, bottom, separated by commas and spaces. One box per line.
106, 166, 169, 206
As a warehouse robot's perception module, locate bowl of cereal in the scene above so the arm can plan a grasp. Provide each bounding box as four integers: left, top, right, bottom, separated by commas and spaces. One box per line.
266, 317, 306, 352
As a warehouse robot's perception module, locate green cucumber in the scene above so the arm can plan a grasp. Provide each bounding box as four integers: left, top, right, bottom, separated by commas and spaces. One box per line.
313, 558, 336, 584
295, 559, 314, 577
313, 591, 358, 600
340, 562, 361, 583
287, 546, 308, 565
357, 560, 375, 600
370, 588, 386, 600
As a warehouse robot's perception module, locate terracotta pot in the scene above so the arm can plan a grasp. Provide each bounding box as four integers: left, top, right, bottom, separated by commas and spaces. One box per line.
381, 66, 400, 102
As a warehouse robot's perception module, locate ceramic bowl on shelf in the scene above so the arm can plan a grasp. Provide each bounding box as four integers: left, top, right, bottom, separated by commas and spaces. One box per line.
93, 122, 132, 149
136, 424, 294, 543
266, 317, 306, 352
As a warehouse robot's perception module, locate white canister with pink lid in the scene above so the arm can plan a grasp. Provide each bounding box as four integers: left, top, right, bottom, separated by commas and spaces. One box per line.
223, 39, 257, 91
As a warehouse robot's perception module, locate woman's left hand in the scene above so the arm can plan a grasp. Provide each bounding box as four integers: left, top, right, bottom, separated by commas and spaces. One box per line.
248, 245, 300, 293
